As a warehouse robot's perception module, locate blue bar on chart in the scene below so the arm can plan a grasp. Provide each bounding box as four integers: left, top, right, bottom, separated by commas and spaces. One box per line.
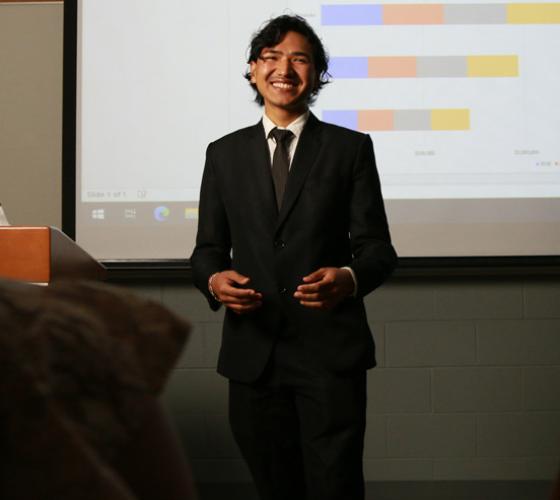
328, 57, 369, 78
322, 110, 359, 130
321, 4, 383, 25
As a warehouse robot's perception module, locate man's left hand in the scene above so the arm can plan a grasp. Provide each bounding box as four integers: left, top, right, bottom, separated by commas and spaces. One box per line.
294, 267, 354, 309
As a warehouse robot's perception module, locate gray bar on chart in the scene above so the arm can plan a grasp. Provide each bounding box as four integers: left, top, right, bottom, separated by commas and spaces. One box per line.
444, 4, 507, 24
394, 110, 431, 131
417, 56, 467, 77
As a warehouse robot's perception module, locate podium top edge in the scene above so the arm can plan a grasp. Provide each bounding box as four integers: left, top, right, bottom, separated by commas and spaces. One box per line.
0, 226, 62, 231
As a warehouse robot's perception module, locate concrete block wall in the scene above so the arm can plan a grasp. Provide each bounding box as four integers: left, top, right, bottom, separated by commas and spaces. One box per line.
127, 278, 560, 483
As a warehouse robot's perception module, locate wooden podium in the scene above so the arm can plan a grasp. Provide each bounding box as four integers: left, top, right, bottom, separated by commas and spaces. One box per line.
0, 226, 106, 284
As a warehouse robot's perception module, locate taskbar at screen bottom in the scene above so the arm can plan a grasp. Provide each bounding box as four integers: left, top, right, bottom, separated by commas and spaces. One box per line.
76, 202, 200, 259
78, 202, 199, 226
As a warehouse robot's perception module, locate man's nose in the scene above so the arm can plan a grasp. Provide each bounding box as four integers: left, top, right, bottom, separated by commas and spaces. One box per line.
277, 56, 294, 75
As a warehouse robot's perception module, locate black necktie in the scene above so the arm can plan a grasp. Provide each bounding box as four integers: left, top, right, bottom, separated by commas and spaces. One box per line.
269, 128, 294, 210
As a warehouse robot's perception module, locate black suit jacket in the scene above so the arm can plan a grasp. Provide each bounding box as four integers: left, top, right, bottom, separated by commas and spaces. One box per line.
191, 113, 397, 383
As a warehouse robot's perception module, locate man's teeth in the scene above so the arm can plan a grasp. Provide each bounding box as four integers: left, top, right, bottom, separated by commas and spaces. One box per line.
272, 82, 293, 89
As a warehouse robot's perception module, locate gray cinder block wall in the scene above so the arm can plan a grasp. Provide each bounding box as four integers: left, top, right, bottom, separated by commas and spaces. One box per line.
126, 279, 560, 483
3, 2, 560, 485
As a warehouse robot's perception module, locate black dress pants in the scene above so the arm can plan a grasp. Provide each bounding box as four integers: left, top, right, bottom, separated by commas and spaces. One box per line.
228, 335, 367, 500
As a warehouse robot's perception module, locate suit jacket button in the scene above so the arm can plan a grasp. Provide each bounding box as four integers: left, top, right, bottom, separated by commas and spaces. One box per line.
274, 240, 285, 249
280, 288, 287, 294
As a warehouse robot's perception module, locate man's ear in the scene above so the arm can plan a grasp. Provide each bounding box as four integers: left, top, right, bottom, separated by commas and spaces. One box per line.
249, 61, 257, 83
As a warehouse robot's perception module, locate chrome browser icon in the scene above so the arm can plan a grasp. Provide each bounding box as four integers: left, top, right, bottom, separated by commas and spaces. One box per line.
154, 206, 170, 222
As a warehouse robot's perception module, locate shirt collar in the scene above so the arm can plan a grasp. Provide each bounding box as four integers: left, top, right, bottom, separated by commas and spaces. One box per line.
262, 111, 309, 140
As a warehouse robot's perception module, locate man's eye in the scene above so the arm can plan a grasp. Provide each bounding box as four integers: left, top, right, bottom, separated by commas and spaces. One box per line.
292, 57, 309, 64
262, 55, 277, 61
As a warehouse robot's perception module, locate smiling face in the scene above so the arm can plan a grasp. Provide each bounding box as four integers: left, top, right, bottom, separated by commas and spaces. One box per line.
250, 31, 317, 126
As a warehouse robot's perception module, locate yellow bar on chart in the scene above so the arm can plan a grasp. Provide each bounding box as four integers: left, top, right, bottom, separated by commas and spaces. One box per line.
431, 109, 470, 130
507, 3, 560, 24
467, 55, 519, 77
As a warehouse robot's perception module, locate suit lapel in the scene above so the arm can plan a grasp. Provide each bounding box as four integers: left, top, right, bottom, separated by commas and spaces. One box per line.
276, 113, 323, 231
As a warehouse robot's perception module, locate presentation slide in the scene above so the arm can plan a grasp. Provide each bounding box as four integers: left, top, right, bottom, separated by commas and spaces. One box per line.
74, 0, 560, 259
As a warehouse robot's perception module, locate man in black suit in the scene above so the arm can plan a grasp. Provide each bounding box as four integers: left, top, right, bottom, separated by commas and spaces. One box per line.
191, 15, 397, 500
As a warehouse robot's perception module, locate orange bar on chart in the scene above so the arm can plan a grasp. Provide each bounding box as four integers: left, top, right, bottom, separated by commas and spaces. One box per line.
368, 57, 417, 77
383, 4, 444, 24
358, 110, 394, 131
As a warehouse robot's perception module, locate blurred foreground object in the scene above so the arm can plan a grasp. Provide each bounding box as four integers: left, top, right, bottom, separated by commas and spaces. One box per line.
0, 279, 196, 500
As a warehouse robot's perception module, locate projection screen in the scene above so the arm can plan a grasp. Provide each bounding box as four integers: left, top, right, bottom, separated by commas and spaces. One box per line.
66, 0, 560, 262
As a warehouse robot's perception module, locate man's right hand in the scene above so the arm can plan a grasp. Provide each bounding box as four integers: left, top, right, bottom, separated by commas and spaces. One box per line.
210, 270, 263, 314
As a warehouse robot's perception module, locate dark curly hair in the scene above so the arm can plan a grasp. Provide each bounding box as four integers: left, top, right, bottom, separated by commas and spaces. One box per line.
244, 15, 330, 106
